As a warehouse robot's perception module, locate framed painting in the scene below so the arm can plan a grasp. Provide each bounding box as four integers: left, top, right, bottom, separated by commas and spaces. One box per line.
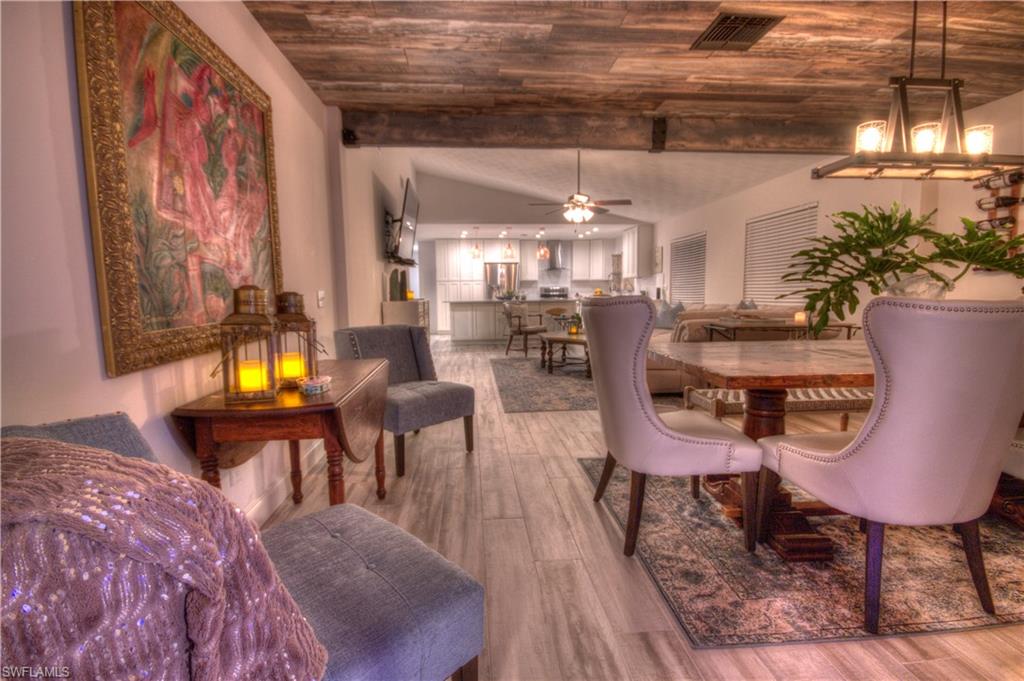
74, 1, 282, 377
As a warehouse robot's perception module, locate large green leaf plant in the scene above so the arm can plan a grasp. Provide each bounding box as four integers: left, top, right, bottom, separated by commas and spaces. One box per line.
783, 203, 1024, 335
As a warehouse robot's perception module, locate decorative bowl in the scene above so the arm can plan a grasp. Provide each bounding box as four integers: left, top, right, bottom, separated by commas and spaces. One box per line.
297, 375, 331, 395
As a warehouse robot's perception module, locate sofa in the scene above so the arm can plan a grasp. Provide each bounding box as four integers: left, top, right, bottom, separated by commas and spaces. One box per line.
646, 302, 837, 394
1, 413, 484, 681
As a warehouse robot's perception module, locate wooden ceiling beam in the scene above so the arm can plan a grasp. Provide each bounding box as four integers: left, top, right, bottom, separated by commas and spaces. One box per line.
340, 111, 851, 154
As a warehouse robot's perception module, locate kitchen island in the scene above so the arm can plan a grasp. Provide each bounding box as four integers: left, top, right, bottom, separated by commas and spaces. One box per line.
447, 299, 578, 342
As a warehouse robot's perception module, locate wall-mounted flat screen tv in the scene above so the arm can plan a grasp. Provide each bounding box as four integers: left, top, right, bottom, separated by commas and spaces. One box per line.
389, 179, 419, 264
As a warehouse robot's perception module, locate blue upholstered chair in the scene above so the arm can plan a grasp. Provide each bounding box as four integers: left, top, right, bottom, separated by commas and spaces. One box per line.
1, 414, 484, 681
335, 324, 475, 476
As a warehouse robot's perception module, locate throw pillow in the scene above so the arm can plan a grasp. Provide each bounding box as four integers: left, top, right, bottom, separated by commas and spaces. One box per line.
654, 300, 685, 329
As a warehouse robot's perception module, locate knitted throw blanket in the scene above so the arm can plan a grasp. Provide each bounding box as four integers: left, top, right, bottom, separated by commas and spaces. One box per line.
1, 437, 326, 680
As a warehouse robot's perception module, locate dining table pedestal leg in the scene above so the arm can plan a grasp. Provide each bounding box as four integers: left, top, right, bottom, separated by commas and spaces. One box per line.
701, 388, 835, 562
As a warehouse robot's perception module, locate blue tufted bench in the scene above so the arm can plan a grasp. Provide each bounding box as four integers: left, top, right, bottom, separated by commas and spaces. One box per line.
1, 413, 483, 681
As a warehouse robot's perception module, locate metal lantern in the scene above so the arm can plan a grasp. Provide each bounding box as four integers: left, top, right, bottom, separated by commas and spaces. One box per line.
219, 286, 278, 403
275, 291, 318, 388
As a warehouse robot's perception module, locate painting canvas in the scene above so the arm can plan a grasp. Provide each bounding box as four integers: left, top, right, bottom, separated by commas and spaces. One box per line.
75, 1, 282, 376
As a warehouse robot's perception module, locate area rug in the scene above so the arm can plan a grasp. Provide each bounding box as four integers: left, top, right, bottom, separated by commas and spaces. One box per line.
579, 458, 1024, 647
491, 357, 683, 413
491, 357, 597, 412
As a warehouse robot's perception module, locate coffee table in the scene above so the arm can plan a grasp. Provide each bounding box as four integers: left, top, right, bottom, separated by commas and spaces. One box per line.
539, 331, 591, 378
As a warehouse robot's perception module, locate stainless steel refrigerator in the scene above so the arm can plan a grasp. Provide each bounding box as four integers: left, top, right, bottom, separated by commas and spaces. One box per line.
484, 262, 520, 299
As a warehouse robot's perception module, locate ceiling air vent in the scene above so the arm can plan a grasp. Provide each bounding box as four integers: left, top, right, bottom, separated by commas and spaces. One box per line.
691, 13, 783, 51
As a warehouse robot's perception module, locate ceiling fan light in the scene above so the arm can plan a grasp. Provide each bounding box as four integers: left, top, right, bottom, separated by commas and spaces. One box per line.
911, 122, 942, 154
965, 125, 994, 155
581, 207, 594, 222
855, 120, 887, 153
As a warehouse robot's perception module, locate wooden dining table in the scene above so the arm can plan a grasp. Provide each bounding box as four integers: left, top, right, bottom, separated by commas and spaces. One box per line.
648, 338, 875, 561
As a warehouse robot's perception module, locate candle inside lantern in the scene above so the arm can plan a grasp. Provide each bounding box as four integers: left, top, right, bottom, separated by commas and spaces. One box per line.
794, 311, 808, 325
237, 359, 268, 392
279, 351, 305, 380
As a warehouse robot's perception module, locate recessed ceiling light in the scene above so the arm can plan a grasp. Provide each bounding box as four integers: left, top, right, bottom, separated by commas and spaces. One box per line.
591, 227, 599, 232
578, 233, 584, 239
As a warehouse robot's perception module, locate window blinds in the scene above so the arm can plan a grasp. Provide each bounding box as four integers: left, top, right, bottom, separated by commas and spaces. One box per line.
743, 202, 817, 306
669, 232, 706, 304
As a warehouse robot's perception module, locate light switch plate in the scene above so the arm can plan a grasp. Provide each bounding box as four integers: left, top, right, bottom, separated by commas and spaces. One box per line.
317, 290, 326, 308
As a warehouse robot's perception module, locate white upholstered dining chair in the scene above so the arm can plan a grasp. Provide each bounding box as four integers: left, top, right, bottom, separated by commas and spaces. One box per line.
582, 296, 762, 555
756, 297, 1024, 634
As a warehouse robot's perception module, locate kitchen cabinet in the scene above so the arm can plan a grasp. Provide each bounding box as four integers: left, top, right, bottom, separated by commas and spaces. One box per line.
520, 240, 539, 280
484, 239, 520, 263
459, 241, 484, 281
621, 225, 654, 279
571, 239, 613, 281
451, 302, 501, 341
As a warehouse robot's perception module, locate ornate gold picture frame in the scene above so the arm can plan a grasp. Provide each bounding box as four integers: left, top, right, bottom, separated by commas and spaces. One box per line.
74, 1, 282, 377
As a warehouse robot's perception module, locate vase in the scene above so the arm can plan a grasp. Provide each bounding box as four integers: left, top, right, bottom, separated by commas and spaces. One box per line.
883, 272, 953, 299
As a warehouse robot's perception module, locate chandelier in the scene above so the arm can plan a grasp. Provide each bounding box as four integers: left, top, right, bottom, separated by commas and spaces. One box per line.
812, 1, 1022, 181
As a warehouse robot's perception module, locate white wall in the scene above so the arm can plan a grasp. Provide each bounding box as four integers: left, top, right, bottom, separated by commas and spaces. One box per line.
656, 90, 1024, 307
337, 146, 416, 326
1, 2, 340, 524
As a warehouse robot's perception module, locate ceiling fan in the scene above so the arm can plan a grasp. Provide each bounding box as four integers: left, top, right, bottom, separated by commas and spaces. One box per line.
530, 150, 632, 224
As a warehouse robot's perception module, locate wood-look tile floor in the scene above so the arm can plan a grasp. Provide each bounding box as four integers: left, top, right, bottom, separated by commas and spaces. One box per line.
263, 341, 1024, 681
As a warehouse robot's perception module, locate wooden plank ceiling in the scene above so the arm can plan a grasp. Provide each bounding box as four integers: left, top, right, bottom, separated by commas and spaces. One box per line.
246, 1, 1024, 152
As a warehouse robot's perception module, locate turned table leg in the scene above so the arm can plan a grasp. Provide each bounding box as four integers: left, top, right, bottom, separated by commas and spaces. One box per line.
374, 429, 387, 500
547, 341, 554, 374
321, 413, 346, 506
289, 440, 304, 504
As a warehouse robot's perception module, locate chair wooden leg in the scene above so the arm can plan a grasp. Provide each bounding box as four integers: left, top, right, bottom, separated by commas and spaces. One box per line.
840, 412, 850, 432
394, 433, 406, 477
683, 386, 694, 409
755, 467, 778, 543
594, 452, 616, 502
741, 471, 758, 552
505, 333, 514, 355
690, 475, 701, 499
463, 415, 474, 454
452, 656, 478, 681
959, 519, 995, 614
859, 517, 868, 533
864, 521, 885, 634
523, 332, 529, 357
624, 471, 647, 557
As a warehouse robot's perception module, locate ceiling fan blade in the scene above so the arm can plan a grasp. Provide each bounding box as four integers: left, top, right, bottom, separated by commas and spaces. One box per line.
592, 207, 610, 215
529, 202, 567, 206
544, 208, 565, 215
592, 199, 632, 206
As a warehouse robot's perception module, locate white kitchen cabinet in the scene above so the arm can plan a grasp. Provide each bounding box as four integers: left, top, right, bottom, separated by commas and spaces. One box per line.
572, 240, 591, 280
572, 239, 614, 280
451, 304, 475, 340
474, 304, 496, 339
435, 281, 460, 333
590, 239, 610, 280
459, 241, 484, 281
621, 225, 654, 278
435, 240, 457, 281
520, 240, 539, 280
483, 239, 520, 263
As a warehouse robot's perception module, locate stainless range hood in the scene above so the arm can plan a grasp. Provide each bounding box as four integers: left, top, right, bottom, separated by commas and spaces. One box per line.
545, 241, 567, 270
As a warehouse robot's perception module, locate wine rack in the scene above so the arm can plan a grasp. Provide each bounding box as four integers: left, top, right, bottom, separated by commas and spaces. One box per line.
972, 168, 1022, 262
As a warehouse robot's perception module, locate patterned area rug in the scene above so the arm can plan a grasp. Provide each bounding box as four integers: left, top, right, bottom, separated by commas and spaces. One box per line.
491, 357, 597, 412
579, 458, 1024, 647
491, 357, 682, 413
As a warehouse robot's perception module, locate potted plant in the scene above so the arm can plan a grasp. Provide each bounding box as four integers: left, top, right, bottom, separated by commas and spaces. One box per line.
783, 203, 1024, 335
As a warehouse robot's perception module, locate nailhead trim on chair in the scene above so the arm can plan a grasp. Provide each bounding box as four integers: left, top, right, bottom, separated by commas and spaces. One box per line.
583, 296, 739, 471
775, 298, 1024, 469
